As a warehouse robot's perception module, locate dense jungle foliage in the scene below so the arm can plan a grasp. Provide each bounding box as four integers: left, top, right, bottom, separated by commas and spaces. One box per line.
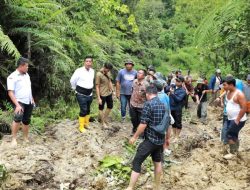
0, 0, 249, 106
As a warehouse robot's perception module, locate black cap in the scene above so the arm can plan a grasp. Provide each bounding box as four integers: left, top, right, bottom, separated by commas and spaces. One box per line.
176, 75, 184, 82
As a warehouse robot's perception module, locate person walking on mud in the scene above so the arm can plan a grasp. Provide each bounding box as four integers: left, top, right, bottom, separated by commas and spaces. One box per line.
70, 56, 95, 132
222, 76, 247, 159
130, 69, 149, 135
194, 78, 212, 125
126, 85, 167, 190
209, 69, 222, 105
95, 63, 114, 128
116, 60, 137, 122
169, 75, 186, 140
7, 57, 35, 146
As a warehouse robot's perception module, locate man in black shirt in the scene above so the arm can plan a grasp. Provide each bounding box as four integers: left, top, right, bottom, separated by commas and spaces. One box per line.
194, 78, 212, 124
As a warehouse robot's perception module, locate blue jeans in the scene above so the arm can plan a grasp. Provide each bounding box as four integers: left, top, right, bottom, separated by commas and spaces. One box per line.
226, 119, 246, 142
120, 94, 131, 118
76, 93, 93, 117
221, 115, 228, 144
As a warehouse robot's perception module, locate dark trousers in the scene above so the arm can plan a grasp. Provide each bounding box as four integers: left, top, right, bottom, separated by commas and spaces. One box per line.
226, 120, 246, 142
130, 105, 143, 133
14, 102, 33, 125
76, 93, 93, 117
132, 139, 163, 173
171, 110, 182, 129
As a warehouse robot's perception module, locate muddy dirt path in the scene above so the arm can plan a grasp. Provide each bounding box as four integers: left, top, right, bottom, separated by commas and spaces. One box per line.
0, 104, 250, 190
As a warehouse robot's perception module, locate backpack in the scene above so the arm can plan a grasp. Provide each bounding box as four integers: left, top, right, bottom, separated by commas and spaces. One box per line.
150, 105, 170, 135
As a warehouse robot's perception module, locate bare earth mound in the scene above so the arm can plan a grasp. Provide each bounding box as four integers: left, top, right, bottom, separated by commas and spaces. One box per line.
0, 105, 249, 190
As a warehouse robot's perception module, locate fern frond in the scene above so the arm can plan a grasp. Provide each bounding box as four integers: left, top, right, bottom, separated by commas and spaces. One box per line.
0, 26, 20, 59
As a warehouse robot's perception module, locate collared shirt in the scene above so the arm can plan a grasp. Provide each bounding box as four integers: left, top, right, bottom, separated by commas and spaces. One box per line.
96, 68, 112, 97
70, 67, 95, 90
7, 70, 33, 104
140, 97, 166, 145
130, 79, 149, 108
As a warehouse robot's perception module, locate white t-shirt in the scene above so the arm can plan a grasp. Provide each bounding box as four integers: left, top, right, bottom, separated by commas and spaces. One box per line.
7, 70, 33, 104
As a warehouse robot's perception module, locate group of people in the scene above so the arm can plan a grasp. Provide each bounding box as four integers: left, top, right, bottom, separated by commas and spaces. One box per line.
6, 56, 250, 189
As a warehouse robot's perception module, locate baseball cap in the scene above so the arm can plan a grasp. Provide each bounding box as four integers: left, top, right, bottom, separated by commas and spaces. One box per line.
196, 78, 204, 84
216, 69, 221, 73
176, 75, 184, 82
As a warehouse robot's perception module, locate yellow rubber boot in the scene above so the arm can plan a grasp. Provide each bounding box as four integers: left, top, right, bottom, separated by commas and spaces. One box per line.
85, 115, 90, 128
79, 116, 85, 133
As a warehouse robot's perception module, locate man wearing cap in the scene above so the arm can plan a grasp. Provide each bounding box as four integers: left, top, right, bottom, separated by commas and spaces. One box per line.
169, 75, 186, 139
70, 56, 95, 132
194, 78, 212, 124
7, 57, 35, 146
209, 69, 222, 105
145, 65, 156, 83
243, 74, 250, 113
116, 60, 137, 122
130, 69, 149, 135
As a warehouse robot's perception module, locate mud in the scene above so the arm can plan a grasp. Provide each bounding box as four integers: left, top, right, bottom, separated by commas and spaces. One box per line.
0, 105, 249, 190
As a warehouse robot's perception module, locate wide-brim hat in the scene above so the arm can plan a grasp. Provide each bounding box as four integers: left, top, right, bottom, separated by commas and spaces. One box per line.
124, 60, 134, 66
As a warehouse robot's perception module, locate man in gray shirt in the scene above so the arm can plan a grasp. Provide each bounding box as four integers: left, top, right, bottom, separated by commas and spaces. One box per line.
243, 74, 250, 113
116, 60, 137, 121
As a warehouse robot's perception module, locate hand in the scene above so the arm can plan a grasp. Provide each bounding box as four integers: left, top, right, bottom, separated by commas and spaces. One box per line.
202, 90, 206, 94
129, 136, 137, 145
15, 105, 23, 114
116, 93, 120, 99
196, 100, 200, 105
98, 98, 102, 105
234, 119, 240, 125
170, 88, 174, 94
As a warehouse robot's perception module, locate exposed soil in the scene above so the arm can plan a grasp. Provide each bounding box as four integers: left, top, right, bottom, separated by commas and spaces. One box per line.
0, 104, 249, 190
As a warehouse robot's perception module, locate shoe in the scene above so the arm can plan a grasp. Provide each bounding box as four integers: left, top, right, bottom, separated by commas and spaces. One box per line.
223, 153, 236, 160
121, 117, 126, 123
85, 115, 90, 128
164, 149, 172, 156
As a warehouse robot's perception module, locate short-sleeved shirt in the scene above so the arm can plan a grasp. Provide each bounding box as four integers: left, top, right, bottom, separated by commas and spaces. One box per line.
140, 97, 166, 145
130, 79, 149, 108
7, 70, 33, 104
194, 84, 209, 102
157, 91, 170, 109
70, 67, 95, 90
116, 68, 137, 95
96, 68, 112, 97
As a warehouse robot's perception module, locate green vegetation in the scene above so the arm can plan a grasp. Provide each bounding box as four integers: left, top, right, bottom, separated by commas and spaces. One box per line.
0, 0, 249, 128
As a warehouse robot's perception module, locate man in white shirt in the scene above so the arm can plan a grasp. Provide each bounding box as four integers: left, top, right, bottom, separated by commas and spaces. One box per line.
70, 56, 95, 132
7, 57, 35, 146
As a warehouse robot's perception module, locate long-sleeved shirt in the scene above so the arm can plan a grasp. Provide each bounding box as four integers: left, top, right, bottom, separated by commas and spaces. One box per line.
169, 87, 186, 111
